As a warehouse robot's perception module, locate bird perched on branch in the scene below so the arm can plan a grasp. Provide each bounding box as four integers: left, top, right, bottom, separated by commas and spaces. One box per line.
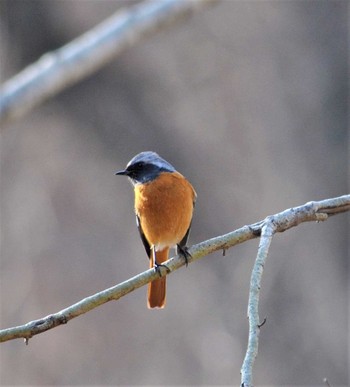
115, 151, 196, 309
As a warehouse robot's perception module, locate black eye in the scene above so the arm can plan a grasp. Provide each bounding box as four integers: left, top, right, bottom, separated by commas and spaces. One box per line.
127, 162, 145, 177
134, 162, 144, 170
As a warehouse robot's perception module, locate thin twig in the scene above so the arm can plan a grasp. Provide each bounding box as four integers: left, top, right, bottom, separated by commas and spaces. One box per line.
0, 194, 349, 344
240, 220, 275, 387
239, 194, 350, 386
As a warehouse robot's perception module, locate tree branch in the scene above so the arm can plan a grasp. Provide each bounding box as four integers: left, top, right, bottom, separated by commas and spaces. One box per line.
0, 0, 218, 125
0, 194, 349, 347
240, 221, 274, 387
239, 194, 350, 386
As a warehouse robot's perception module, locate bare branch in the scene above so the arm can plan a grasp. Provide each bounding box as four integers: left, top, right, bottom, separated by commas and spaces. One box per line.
240, 221, 275, 387
239, 194, 350, 386
0, 0, 218, 125
0, 194, 349, 344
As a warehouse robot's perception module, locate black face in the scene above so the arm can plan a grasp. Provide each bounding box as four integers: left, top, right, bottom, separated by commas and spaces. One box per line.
117, 162, 164, 184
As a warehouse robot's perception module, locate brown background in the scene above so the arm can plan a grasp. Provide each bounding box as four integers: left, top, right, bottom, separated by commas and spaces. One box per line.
0, 0, 348, 385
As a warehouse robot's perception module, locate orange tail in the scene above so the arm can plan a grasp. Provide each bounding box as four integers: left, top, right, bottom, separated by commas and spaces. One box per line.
147, 247, 168, 309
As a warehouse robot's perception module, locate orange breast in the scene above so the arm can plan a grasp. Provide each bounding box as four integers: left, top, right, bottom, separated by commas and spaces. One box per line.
134, 171, 196, 251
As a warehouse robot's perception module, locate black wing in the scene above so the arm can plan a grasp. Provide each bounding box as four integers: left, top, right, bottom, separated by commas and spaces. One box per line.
136, 214, 151, 258
178, 199, 196, 249
178, 221, 192, 250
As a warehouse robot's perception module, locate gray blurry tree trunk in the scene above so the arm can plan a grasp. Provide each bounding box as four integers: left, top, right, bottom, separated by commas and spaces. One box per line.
0, 0, 217, 125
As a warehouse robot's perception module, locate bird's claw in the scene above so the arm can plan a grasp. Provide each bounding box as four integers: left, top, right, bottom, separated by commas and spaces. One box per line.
154, 262, 170, 276
177, 244, 191, 267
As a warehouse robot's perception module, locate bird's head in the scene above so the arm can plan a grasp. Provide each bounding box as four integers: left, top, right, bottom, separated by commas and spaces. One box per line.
115, 151, 175, 185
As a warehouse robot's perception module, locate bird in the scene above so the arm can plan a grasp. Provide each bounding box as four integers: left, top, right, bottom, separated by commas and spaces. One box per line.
115, 151, 196, 309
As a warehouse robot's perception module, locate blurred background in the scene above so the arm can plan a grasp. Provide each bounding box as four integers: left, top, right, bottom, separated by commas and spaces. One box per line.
0, 0, 348, 385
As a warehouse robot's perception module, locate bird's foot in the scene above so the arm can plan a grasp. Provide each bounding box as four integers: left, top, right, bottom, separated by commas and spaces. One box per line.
177, 244, 192, 267
154, 261, 171, 276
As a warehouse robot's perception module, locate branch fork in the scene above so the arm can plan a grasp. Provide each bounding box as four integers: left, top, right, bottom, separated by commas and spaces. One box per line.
0, 194, 349, 386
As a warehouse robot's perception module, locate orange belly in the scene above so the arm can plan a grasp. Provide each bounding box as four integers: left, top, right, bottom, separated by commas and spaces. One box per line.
134, 171, 196, 251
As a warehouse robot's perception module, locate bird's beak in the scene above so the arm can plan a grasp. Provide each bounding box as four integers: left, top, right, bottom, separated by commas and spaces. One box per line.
115, 169, 127, 176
